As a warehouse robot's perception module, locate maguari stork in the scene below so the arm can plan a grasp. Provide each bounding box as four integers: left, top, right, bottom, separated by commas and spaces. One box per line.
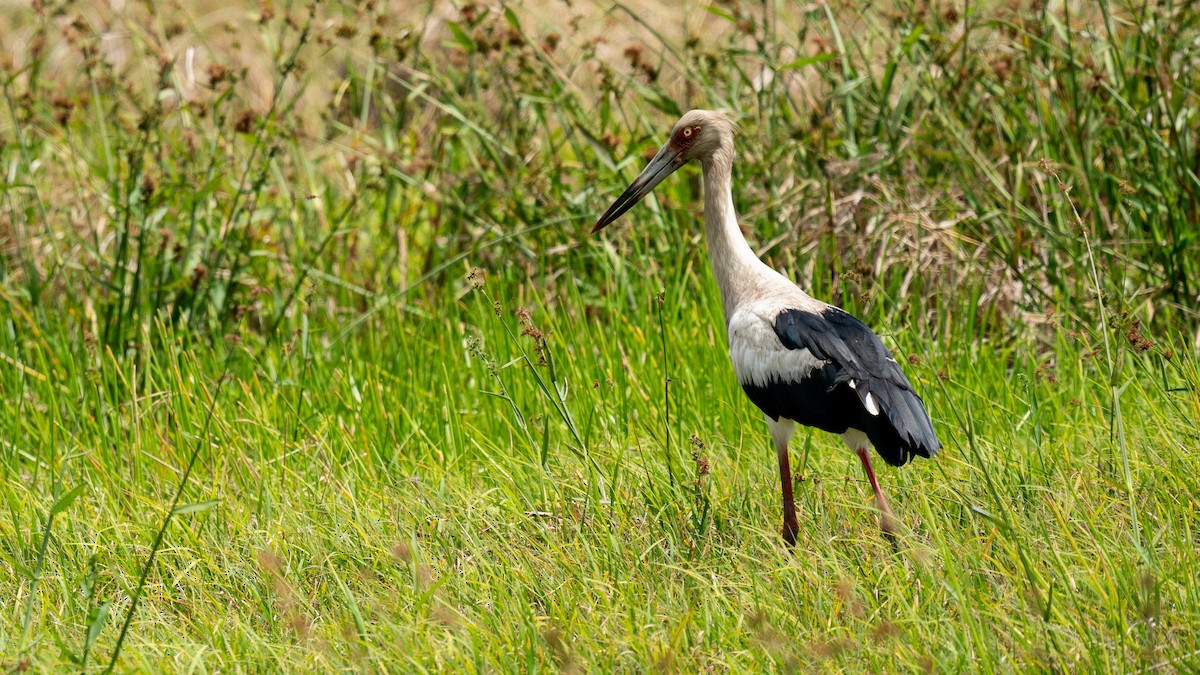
593, 110, 939, 544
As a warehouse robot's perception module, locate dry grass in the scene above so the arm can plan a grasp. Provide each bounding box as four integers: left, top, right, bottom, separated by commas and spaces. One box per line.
4, 1, 1194, 336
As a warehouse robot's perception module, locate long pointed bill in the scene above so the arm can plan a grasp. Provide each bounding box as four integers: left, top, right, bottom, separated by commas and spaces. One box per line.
592, 144, 684, 233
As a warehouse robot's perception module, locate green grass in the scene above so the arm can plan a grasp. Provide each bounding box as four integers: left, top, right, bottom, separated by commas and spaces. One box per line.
2, 0, 1199, 671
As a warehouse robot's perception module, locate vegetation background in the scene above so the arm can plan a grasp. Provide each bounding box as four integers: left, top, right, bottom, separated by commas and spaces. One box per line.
1, 0, 1198, 670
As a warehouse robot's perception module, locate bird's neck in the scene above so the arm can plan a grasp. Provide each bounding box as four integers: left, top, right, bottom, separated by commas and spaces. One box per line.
702, 151, 766, 323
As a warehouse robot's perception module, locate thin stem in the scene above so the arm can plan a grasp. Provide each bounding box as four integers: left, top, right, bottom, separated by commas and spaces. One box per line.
104, 350, 238, 672
656, 292, 675, 487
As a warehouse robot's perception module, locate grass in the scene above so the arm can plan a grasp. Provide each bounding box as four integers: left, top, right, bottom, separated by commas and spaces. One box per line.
1, 0, 1199, 671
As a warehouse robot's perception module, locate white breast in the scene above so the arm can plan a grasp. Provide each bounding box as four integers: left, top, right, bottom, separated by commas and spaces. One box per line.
728, 303, 824, 388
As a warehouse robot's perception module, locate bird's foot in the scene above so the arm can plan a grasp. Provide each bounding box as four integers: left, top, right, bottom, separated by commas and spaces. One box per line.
781, 519, 799, 547
876, 499, 899, 547
879, 511, 898, 541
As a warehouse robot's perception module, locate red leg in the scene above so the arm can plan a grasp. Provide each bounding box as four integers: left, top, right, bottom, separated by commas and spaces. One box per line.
777, 441, 799, 546
856, 448, 898, 540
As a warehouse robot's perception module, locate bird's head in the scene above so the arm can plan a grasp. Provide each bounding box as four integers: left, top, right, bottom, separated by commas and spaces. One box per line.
592, 109, 736, 233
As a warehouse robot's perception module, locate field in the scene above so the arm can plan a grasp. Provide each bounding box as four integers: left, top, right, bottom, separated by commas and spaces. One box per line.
2, 0, 1199, 671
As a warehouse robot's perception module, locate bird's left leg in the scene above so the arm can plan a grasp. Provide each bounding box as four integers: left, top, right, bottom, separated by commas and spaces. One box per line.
855, 448, 898, 540
777, 438, 800, 546
768, 419, 800, 546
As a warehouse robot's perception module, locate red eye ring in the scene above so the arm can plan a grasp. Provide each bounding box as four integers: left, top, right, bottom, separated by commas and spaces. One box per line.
670, 124, 701, 150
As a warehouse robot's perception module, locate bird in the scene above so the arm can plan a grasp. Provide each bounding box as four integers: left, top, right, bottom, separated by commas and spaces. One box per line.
592, 109, 939, 545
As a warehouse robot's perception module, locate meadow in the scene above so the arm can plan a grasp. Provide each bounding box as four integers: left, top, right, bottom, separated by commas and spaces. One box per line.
1, 0, 1198, 671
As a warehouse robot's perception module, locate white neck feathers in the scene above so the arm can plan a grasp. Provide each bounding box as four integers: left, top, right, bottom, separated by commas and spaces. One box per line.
701, 149, 769, 323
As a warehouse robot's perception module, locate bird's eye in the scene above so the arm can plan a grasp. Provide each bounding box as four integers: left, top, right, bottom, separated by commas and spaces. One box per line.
671, 124, 701, 149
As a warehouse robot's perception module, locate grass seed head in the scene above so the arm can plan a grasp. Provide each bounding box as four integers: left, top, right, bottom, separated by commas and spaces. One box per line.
392, 543, 411, 561
872, 620, 903, 641
467, 267, 485, 289
235, 109, 257, 133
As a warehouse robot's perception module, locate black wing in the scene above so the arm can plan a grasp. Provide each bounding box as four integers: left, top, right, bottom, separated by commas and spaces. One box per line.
762, 307, 939, 467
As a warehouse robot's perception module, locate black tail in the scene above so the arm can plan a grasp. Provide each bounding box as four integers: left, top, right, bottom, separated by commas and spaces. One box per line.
862, 382, 939, 467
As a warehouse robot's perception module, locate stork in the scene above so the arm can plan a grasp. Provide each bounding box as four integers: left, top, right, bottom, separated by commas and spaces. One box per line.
592, 109, 939, 544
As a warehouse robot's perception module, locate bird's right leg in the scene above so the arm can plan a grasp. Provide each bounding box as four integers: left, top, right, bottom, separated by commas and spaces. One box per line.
856, 447, 898, 541
776, 439, 799, 546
